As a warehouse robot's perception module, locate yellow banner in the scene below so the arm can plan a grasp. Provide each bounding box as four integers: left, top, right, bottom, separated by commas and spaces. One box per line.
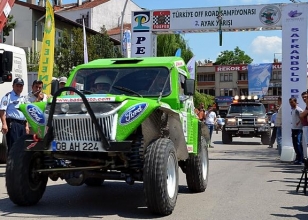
38, 0, 55, 94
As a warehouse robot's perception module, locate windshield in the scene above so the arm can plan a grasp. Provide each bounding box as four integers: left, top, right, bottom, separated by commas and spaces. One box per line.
228, 104, 266, 114
71, 67, 171, 96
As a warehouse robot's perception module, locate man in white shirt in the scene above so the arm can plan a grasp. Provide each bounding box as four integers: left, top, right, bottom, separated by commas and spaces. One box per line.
205, 106, 216, 148
27, 80, 48, 102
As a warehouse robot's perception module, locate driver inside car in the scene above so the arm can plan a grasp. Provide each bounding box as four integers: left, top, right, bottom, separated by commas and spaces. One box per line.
94, 75, 112, 93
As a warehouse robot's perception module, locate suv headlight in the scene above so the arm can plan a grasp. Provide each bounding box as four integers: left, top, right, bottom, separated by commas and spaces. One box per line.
226, 118, 236, 125
257, 118, 267, 124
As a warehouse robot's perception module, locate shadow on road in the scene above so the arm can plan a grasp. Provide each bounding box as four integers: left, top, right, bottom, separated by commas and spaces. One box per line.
0, 181, 159, 219
271, 205, 308, 220
213, 140, 262, 145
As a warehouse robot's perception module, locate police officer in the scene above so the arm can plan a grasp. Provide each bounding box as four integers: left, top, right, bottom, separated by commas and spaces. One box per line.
0, 78, 29, 153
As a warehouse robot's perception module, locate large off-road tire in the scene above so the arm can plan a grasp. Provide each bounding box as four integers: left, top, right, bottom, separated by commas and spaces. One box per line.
143, 138, 179, 216
6, 135, 48, 206
261, 131, 271, 145
222, 129, 232, 144
84, 178, 105, 186
0, 135, 7, 164
186, 136, 209, 192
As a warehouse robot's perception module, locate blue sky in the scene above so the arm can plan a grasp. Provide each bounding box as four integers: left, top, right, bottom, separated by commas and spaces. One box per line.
62, 0, 305, 63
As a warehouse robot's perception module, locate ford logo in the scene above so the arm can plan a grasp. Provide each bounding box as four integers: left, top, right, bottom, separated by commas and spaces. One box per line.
120, 103, 148, 125
26, 104, 45, 125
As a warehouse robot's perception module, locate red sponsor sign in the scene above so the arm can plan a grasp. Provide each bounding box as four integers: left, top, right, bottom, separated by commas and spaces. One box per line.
215, 65, 248, 72
153, 11, 170, 29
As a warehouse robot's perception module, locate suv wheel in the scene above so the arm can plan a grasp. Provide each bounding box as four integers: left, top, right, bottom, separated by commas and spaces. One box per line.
143, 138, 178, 216
6, 135, 48, 206
186, 136, 209, 192
222, 129, 232, 144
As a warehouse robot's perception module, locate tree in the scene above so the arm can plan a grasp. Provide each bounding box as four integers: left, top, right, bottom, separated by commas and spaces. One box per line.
55, 27, 121, 77
156, 34, 193, 63
214, 46, 253, 65
2, 15, 16, 43
194, 91, 215, 109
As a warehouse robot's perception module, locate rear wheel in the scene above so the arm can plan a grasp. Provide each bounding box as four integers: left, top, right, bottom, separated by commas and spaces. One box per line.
0, 136, 7, 164
143, 138, 178, 216
222, 129, 232, 144
6, 135, 48, 206
186, 137, 209, 192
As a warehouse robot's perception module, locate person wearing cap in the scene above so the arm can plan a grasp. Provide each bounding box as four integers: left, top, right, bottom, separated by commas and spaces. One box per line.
27, 80, 48, 102
0, 78, 29, 153
59, 76, 67, 89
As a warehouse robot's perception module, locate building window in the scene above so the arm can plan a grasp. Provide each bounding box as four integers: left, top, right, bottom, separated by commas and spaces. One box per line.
220, 73, 232, 82
55, 29, 62, 46
220, 89, 233, 96
272, 71, 281, 80
197, 73, 215, 82
76, 16, 89, 27
239, 88, 248, 95
239, 72, 247, 80
199, 89, 215, 96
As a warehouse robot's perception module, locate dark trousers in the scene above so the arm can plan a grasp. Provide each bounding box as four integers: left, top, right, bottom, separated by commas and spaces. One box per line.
270, 126, 277, 146
6, 121, 26, 153
291, 129, 303, 162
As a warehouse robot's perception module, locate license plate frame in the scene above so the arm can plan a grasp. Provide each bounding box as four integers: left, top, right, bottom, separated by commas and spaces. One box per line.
51, 141, 105, 152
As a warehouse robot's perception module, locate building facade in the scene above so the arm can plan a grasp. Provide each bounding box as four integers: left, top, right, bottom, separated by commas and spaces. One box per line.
196, 63, 284, 116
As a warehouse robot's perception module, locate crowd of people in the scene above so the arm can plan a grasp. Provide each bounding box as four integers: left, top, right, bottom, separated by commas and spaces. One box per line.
269, 93, 308, 165
0, 76, 67, 154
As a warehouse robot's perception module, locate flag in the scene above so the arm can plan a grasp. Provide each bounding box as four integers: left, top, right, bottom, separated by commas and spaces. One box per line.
122, 29, 131, 58
175, 48, 181, 57
187, 56, 196, 79
83, 18, 88, 63
37, 0, 55, 94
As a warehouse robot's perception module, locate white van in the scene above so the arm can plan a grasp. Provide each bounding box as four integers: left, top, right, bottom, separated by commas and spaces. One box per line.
0, 43, 28, 163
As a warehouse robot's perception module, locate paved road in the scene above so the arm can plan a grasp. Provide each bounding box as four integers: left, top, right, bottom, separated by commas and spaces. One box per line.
0, 133, 307, 220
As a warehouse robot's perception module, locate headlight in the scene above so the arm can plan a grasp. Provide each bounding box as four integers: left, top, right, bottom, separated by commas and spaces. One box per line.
81, 103, 87, 113
257, 118, 267, 123
60, 103, 69, 113
226, 118, 236, 125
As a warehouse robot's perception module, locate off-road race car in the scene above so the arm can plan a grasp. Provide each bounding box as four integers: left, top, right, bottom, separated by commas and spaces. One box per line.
222, 95, 271, 145
5, 57, 210, 216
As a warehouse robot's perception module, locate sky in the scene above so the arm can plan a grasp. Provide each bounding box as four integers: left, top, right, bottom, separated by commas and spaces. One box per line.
62, 0, 306, 64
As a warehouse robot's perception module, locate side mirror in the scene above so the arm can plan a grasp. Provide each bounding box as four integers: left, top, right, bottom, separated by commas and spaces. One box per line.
184, 79, 195, 96
51, 79, 59, 96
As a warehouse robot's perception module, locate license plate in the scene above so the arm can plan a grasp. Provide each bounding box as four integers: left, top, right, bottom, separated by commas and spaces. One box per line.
51, 141, 105, 152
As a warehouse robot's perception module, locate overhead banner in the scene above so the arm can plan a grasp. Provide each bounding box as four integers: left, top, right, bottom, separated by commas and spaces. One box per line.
37, 0, 55, 94
281, 3, 308, 148
248, 63, 272, 97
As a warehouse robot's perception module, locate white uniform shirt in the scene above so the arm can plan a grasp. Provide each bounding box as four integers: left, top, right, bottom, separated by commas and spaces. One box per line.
291, 106, 303, 129
0, 91, 26, 120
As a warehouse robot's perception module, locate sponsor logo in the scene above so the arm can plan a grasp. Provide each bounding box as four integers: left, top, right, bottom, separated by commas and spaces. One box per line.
288, 10, 302, 18
132, 11, 151, 32
56, 97, 115, 102
119, 103, 148, 125
26, 104, 45, 125
153, 11, 171, 29
259, 5, 281, 25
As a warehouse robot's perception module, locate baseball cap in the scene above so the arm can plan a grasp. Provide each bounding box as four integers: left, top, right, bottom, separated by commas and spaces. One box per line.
59, 76, 67, 84
13, 78, 24, 85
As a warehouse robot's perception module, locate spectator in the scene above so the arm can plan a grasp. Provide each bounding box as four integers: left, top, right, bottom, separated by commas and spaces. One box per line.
300, 91, 308, 160
0, 78, 29, 153
59, 76, 67, 89
27, 80, 48, 102
205, 106, 216, 148
275, 97, 282, 159
194, 103, 205, 121
215, 115, 225, 134
289, 97, 304, 165
268, 105, 279, 148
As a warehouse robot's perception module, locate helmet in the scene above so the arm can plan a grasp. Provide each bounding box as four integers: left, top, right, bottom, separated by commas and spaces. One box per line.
94, 76, 111, 85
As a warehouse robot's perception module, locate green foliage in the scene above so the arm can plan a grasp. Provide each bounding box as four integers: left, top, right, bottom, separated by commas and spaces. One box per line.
2, 15, 16, 43
156, 34, 193, 63
26, 51, 40, 72
194, 91, 214, 109
215, 46, 253, 65
55, 27, 121, 77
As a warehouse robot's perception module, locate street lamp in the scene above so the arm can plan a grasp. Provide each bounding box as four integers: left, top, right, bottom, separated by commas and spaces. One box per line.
120, 0, 129, 56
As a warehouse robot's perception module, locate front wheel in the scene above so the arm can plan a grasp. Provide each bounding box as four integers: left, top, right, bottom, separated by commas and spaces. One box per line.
143, 138, 179, 216
6, 135, 48, 206
186, 136, 209, 192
